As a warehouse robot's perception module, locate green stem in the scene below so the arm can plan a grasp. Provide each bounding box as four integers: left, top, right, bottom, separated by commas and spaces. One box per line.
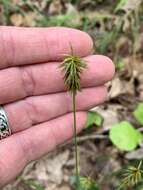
72, 92, 79, 186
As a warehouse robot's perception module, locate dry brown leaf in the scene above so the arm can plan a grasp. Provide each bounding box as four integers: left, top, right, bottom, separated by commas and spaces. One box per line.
109, 78, 124, 98
92, 105, 120, 131
109, 76, 135, 98
45, 183, 71, 190
23, 12, 37, 26
48, 0, 63, 15
126, 148, 143, 160
22, 150, 70, 186
120, 0, 142, 13
11, 11, 38, 26
10, 14, 23, 26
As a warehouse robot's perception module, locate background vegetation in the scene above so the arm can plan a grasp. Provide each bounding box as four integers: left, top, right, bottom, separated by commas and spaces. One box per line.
0, 0, 143, 189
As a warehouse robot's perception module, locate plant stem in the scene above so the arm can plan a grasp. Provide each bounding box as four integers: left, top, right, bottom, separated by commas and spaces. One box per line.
72, 91, 79, 184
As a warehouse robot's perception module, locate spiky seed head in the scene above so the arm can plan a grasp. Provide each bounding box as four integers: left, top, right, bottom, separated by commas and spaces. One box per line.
60, 54, 87, 94
119, 161, 143, 189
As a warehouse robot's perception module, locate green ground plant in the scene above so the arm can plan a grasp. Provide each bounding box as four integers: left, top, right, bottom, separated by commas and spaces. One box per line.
118, 161, 143, 190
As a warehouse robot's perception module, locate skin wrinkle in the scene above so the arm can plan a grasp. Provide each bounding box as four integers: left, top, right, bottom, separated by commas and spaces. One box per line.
16, 133, 36, 163
4, 99, 31, 133
19, 125, 58, 162
0, 28, 16, 67
48, 123, 60, 149
61, 115, 74, 138
0, 156, 6, 185
24, 97, 42, 125
7, 29, 16, 67
64, 92, 72, 113
57, 30, 71, 59
56, 28, 63, 59
0, 29, 11, 68
23, 92, 72, 127
13, 135, 29, 165
4, 86, 107, 133
43, 29, 57, 60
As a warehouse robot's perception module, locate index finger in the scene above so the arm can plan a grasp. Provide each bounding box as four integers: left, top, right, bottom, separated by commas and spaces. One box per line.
0, 26, 93, 69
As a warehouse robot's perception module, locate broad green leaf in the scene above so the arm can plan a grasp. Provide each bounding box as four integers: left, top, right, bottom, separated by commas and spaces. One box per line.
109, 121, 143, 151
133, 103, 143, 125
85, 111, 103, 129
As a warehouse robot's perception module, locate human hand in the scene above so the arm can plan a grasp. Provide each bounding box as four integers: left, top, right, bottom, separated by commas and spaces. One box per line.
0, 26, 115, 187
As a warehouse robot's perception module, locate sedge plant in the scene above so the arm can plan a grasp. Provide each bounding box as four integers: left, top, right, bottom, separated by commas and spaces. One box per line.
60, 45, 87, 189
118, 160, 143, 189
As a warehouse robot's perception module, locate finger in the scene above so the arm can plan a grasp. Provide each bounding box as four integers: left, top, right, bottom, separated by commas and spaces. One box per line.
0, 55, 114, 104
0, 112, 87, 186
0, 26, 93, 69
5, 86, 107, 133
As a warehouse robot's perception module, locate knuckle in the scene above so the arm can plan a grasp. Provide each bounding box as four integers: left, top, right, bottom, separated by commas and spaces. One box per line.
20, 67, 35, 96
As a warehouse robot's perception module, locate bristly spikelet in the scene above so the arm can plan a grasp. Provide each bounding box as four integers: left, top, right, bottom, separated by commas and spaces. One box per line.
60, 54, 87, 94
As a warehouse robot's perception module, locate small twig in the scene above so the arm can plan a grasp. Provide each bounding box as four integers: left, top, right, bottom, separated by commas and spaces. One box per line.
77, 134, 108, 143
138, 127, 143, 132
